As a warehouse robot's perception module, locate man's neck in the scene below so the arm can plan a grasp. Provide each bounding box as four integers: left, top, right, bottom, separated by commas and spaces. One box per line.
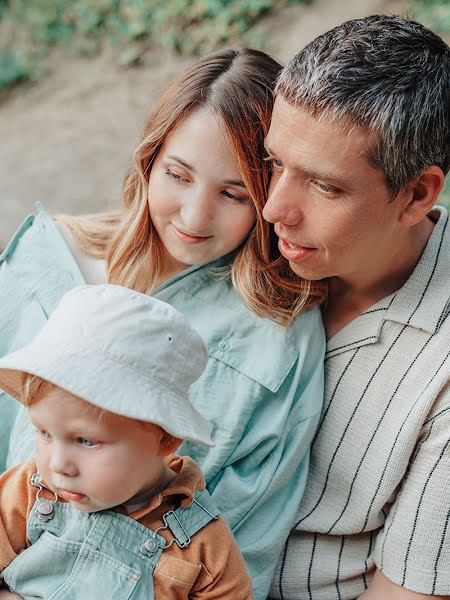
323, 216, 435, 339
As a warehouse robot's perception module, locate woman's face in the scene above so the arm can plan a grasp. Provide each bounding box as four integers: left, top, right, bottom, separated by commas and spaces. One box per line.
147, 109, 256, 276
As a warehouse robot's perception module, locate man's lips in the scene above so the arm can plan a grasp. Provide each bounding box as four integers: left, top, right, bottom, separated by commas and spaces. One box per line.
278, 238, 317, 261
58, 489, 86, 501
172, 225, 212, 244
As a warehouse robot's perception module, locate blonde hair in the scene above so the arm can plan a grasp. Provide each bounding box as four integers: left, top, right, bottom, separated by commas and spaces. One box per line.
21, 372, 105, 420
21, 373, 175, 440
21, 373, 55, 407
58, 49, 326, 325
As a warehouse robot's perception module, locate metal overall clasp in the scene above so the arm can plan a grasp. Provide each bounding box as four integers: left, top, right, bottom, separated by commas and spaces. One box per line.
30, 473, 59, 522
140, 497, 218, 555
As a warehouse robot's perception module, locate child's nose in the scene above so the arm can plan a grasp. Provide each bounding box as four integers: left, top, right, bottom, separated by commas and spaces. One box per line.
49, 445, 78, 477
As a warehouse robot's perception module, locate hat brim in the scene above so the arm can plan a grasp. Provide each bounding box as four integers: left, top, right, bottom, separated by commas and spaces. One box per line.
0, 343, 214, 447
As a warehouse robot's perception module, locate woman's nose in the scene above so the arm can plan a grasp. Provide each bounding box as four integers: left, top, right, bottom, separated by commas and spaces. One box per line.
180, 187, 214, 234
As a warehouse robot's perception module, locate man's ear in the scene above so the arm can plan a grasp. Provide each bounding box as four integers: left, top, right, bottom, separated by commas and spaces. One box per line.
399, 165, 444, 227
158, 432, 183, 456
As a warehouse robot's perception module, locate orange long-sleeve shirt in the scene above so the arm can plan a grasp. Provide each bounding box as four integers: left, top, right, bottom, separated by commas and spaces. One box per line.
0, 455, 253, 599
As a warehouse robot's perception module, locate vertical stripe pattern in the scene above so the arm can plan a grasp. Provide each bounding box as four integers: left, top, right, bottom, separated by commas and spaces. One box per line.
269, 207, 450, 600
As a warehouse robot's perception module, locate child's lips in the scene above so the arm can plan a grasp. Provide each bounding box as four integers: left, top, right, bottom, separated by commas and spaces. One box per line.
59, 489, 86, 501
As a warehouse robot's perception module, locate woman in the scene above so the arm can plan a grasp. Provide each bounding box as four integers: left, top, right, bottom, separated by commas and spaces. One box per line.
0, 48, 326, 599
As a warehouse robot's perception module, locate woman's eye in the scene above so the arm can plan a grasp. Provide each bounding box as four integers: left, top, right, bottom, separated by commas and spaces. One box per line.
78, 438, 97, 448
221, 190, 249, 204
165, 169, 187, 182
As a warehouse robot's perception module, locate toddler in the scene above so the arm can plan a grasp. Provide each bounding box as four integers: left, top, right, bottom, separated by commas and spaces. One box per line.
0, 285, 252, 599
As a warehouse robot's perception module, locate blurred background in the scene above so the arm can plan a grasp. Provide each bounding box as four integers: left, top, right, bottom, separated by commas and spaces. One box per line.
1, 0, 449, 248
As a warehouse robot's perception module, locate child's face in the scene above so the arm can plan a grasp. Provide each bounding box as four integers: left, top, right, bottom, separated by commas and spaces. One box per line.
28, 387, 176, 513
147, 108, 256, 276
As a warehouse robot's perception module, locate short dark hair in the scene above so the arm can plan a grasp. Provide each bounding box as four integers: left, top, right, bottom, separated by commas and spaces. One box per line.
276, 15, 450, 194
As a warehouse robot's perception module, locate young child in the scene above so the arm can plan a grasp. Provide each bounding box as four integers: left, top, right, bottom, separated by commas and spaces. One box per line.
0, 284, 253, 600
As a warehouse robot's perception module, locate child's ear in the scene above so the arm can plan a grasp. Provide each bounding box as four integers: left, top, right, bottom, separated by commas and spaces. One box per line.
158, 432, 183, 456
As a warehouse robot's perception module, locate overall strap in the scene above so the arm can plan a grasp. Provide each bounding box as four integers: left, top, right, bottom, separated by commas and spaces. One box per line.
162, 489, 220, 549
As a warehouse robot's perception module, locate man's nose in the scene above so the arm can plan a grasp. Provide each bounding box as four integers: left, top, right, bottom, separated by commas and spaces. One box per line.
180, 187, 214, 233
49, 444, 78, 477
263, 172, 303, 226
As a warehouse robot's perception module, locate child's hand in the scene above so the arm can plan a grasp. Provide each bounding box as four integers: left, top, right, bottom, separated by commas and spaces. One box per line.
0, 591, 24, 599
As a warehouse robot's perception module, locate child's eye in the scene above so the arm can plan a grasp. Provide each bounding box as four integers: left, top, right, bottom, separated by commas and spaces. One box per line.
39, 429, 51, 440
77, 438, 98, 448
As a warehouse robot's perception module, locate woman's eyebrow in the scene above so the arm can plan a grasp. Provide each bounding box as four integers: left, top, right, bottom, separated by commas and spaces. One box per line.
223, 178, 246, 188
167, 155, 195, 172
168, 154, 245, 188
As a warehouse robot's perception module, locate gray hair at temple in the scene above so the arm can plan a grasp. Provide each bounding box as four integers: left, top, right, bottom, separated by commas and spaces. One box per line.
276, 15, 450, 196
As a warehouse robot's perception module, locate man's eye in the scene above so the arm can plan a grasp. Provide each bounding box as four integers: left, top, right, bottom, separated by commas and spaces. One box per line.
314, 181, 339, 195
270, 159, 283, 171
78, 438, 97, 448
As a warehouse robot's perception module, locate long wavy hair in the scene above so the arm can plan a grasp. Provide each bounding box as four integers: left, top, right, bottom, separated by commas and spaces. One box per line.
59, 48, 326, 325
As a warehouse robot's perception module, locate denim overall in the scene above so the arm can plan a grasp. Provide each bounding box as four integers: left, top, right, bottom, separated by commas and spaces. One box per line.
1, 474, 220, 599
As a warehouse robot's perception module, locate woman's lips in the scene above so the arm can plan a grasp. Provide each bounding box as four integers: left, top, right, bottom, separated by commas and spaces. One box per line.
172, 225, 212, 244
278, 238, 317, 261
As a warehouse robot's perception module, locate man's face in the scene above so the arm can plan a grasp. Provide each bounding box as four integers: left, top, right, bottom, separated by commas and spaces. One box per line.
263, 97, 405, 284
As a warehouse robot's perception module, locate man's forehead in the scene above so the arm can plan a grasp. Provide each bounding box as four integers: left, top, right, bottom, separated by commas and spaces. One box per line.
267, 97, 371, 161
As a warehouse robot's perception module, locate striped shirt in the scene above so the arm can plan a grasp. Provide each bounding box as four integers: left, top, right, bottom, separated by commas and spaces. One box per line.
270, 206, 450, 600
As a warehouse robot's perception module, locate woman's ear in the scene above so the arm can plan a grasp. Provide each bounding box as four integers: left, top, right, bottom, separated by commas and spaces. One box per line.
158, 432, 183, 456
399, 165, 444, 227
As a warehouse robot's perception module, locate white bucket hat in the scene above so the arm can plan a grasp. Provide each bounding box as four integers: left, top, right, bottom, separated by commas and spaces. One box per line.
0, 284, 213, 446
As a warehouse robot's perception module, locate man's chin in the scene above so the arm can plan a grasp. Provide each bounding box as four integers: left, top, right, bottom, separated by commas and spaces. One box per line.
289, 261, 325, 281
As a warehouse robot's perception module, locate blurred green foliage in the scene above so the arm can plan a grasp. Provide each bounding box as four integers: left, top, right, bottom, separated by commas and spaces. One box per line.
439, 180, 450, 208
409, 0, 450, 207
409, 0, 450, 36
0, 0, 308, 90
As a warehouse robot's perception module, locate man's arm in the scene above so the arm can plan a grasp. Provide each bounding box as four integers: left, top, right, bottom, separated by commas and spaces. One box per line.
360, 569, 448, 599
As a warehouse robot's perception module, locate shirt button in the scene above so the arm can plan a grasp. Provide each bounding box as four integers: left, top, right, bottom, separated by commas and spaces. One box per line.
219, 341, 230, 351
131, 571, 141, 581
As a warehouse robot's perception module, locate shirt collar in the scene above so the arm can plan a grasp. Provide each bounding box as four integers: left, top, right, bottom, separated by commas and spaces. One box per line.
384, 206, 449, 335
127, 455, 205, 520
326, 206, 449, 356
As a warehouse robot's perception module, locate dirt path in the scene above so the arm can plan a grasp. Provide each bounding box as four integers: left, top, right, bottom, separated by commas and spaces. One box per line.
0, 0, 401, 247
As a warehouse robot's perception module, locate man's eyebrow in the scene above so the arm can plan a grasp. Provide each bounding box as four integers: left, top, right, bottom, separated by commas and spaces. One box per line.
167, 154, 246, 188
264, 141, 348, 187
301, 166, 348, 188
263, 140, 275, 156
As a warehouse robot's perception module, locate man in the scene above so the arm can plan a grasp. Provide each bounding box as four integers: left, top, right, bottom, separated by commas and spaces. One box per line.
263, 15, 450, 600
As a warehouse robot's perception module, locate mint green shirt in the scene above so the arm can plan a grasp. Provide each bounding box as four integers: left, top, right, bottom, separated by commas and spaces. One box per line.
0, 204, 325, 599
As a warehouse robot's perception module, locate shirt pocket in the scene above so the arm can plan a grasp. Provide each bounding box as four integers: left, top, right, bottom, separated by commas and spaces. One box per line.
169, 286, 299, 393
154, 554, 203, 593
